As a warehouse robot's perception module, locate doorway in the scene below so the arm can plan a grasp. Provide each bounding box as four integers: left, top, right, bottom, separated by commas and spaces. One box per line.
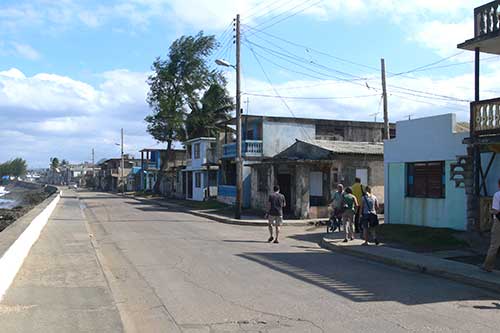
277, 174, 292, 216
187, 171, 193, 199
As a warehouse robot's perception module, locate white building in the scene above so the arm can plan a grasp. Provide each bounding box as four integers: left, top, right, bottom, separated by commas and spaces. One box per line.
384, 114, 472, 230
183, 137, 219, 201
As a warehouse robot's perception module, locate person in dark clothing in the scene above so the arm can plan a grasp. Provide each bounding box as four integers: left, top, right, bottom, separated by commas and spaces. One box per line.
266, 185, 286, 244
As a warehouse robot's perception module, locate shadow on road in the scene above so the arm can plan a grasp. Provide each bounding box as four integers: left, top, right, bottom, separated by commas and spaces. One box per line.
238, 250, 499, 306
223, 240, 270, 244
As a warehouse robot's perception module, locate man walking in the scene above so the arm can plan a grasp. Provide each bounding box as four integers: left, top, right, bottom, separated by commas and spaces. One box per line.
481, 178, 500, 272
267, 185, 286, 244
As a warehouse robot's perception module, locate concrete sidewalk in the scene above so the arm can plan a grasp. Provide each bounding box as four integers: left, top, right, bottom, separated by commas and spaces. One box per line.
0, 191, 123, 332
321, 234, 500, 294
129, 195, 324, 227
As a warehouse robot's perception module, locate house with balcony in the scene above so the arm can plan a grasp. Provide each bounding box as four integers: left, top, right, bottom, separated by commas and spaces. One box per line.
183, 137, 218, 201
139, 148, 186, 196
219, 115, 394, 210
457, 1, 500, 231
97, 156, 139, 192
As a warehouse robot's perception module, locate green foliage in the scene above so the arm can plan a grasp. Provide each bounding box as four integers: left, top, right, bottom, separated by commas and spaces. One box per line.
0, 158, 27, 177
186, 82, 234, 139
146, 31, 220, 146
50, 157, 59, 170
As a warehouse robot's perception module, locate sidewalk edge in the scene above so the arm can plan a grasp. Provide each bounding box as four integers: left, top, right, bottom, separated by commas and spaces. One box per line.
319, 238, 500, 294
0, 191, 61, 301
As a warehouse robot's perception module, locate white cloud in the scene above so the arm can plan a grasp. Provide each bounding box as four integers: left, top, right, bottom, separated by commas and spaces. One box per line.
11, 42, 40, 60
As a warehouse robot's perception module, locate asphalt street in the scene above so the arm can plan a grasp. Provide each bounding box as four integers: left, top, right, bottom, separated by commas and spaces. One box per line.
1, 189, 500, 332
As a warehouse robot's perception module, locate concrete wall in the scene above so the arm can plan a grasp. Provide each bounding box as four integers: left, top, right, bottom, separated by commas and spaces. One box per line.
188, 140, 212, 170
262, 120, 315, 157
386, 161, 467, 230
384, 114, 468, 230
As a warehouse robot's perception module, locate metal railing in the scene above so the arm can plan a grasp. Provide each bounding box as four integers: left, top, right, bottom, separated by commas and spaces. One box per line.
222, 140, 263, 158
475, 1, 500, 37
471, 97, 500, 135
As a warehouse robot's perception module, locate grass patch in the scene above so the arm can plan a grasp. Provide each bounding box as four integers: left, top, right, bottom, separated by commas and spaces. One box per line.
377, 224, 469, 252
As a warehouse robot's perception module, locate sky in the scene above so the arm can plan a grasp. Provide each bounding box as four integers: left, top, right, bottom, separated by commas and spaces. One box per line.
0, 0, 498, 168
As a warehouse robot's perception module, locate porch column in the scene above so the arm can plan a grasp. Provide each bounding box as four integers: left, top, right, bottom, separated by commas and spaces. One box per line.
295, 164, 310, 219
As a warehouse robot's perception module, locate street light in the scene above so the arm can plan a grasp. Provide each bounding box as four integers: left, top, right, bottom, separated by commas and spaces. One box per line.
215, 18, 241, 219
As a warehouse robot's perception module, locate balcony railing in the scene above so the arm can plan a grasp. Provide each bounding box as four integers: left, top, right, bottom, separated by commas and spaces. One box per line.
472, 97, 500, 135
475, 1, 500, 37
142, 161, 159, 170
222, 140, 263, 158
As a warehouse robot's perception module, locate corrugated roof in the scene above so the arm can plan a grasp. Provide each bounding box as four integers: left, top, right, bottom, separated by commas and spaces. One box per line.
301, 139, 384, 155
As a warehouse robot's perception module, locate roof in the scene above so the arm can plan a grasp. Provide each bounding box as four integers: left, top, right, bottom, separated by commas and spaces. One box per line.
302, 139, 384, 155
221, 114, 396, 128
454, 122, 470, 133
139, 148, 185, 152
184, 137, 216, 144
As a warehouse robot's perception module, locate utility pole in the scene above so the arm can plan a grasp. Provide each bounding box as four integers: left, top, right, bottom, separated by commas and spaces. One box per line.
235, 13, 242, 219
381, 58, 389, 140
121, 128, 124, 195
92, 148, 95, 189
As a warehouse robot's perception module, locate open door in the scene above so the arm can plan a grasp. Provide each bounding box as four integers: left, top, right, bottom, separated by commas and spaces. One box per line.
277, 174, 292, 216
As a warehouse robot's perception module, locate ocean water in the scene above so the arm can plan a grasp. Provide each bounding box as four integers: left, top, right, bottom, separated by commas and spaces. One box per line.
0, 186, 14, 208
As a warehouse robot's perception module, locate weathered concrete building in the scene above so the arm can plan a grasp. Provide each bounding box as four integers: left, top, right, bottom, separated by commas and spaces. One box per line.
219, 115, 394, 209
250, 139, 384, 219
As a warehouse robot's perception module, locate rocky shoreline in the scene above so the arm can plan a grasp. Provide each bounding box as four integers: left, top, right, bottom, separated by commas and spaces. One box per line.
0, 182, 57, 232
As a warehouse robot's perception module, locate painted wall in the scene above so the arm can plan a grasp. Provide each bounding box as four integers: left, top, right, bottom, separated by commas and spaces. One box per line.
262, 121, 315, 157
191, 171, 205, 201
386, 161, 467, 230
188, 139, 212, 170
384, 114, 469, 230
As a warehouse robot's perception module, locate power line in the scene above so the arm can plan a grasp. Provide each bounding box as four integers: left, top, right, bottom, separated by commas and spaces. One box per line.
251, 0, 324, 32
243, 92, 380, 100
245, 43, 314, 141
389, 51, 465, 77
245, 0, 294, 20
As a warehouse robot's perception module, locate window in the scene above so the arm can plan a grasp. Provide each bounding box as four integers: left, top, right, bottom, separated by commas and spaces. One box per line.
257, 168, 267, 192
195, 172, 201, 188
220, 161, 236, 185
406, 161, 445, 198
194, 143, 200, 159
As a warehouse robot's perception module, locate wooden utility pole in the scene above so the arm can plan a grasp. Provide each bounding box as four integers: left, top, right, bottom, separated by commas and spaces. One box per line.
235, 14, 242, 219
92, 148, 95, 188
381, 58, 389, 140
121, 128, 124, 195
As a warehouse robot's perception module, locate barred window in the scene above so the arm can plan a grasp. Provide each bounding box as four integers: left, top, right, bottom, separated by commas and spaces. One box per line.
257, 168, 267, 192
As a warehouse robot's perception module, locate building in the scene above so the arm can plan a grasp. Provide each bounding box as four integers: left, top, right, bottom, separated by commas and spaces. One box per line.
183, 137, 218, 201
384, 114, 471, 230
139, 148, 186, 195
250, 139, 384, 219
219, 115, 393, 212
97, 156, 139, 192
458, 1, 500, 231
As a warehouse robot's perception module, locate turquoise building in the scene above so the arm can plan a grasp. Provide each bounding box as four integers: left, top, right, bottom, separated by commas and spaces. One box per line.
384, 114, 470, 231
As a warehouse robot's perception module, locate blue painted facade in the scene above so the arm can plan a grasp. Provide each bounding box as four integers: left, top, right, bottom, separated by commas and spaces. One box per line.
384, 114, 469, 230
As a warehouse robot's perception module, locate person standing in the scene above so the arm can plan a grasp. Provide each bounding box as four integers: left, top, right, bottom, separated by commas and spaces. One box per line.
360, 186, 379, 245
342, 187, 358, 242
266, 185, 286, 244
351, 177, 364, 233
330, 184, 344, 232
481, 178, 500, 272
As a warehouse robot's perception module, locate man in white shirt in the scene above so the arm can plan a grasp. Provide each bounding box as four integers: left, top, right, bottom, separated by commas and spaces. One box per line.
481, 178, 500, 272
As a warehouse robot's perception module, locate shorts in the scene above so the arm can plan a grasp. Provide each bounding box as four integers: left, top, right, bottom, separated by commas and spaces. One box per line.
268, 215, 283, 226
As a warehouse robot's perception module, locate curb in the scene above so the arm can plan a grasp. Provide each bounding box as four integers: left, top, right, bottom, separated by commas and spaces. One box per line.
0, 191, 61, 301
129, 195, 315, 227
319, 238, 500, 294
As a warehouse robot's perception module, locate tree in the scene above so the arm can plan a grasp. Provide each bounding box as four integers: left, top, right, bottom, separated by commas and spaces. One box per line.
50, 157, 60, 170
186, 81, 234, 139
61, 159, 69, 166
0, 158, 27, 177
146, 31, 219, 193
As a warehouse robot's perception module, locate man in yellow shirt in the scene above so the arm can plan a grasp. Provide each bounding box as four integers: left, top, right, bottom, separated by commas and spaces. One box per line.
351, 177, 364, 233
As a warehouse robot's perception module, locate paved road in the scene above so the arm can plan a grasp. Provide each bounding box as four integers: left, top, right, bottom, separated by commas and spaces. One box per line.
1, 190, 500, 332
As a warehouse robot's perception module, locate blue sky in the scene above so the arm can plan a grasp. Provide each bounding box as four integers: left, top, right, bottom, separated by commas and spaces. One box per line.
0, 0, 497, 167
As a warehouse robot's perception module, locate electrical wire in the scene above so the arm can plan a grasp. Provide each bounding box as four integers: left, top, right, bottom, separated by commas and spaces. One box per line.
245, 42, 314, 141
243, 92, 380, 100
389, 51, 465, 77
